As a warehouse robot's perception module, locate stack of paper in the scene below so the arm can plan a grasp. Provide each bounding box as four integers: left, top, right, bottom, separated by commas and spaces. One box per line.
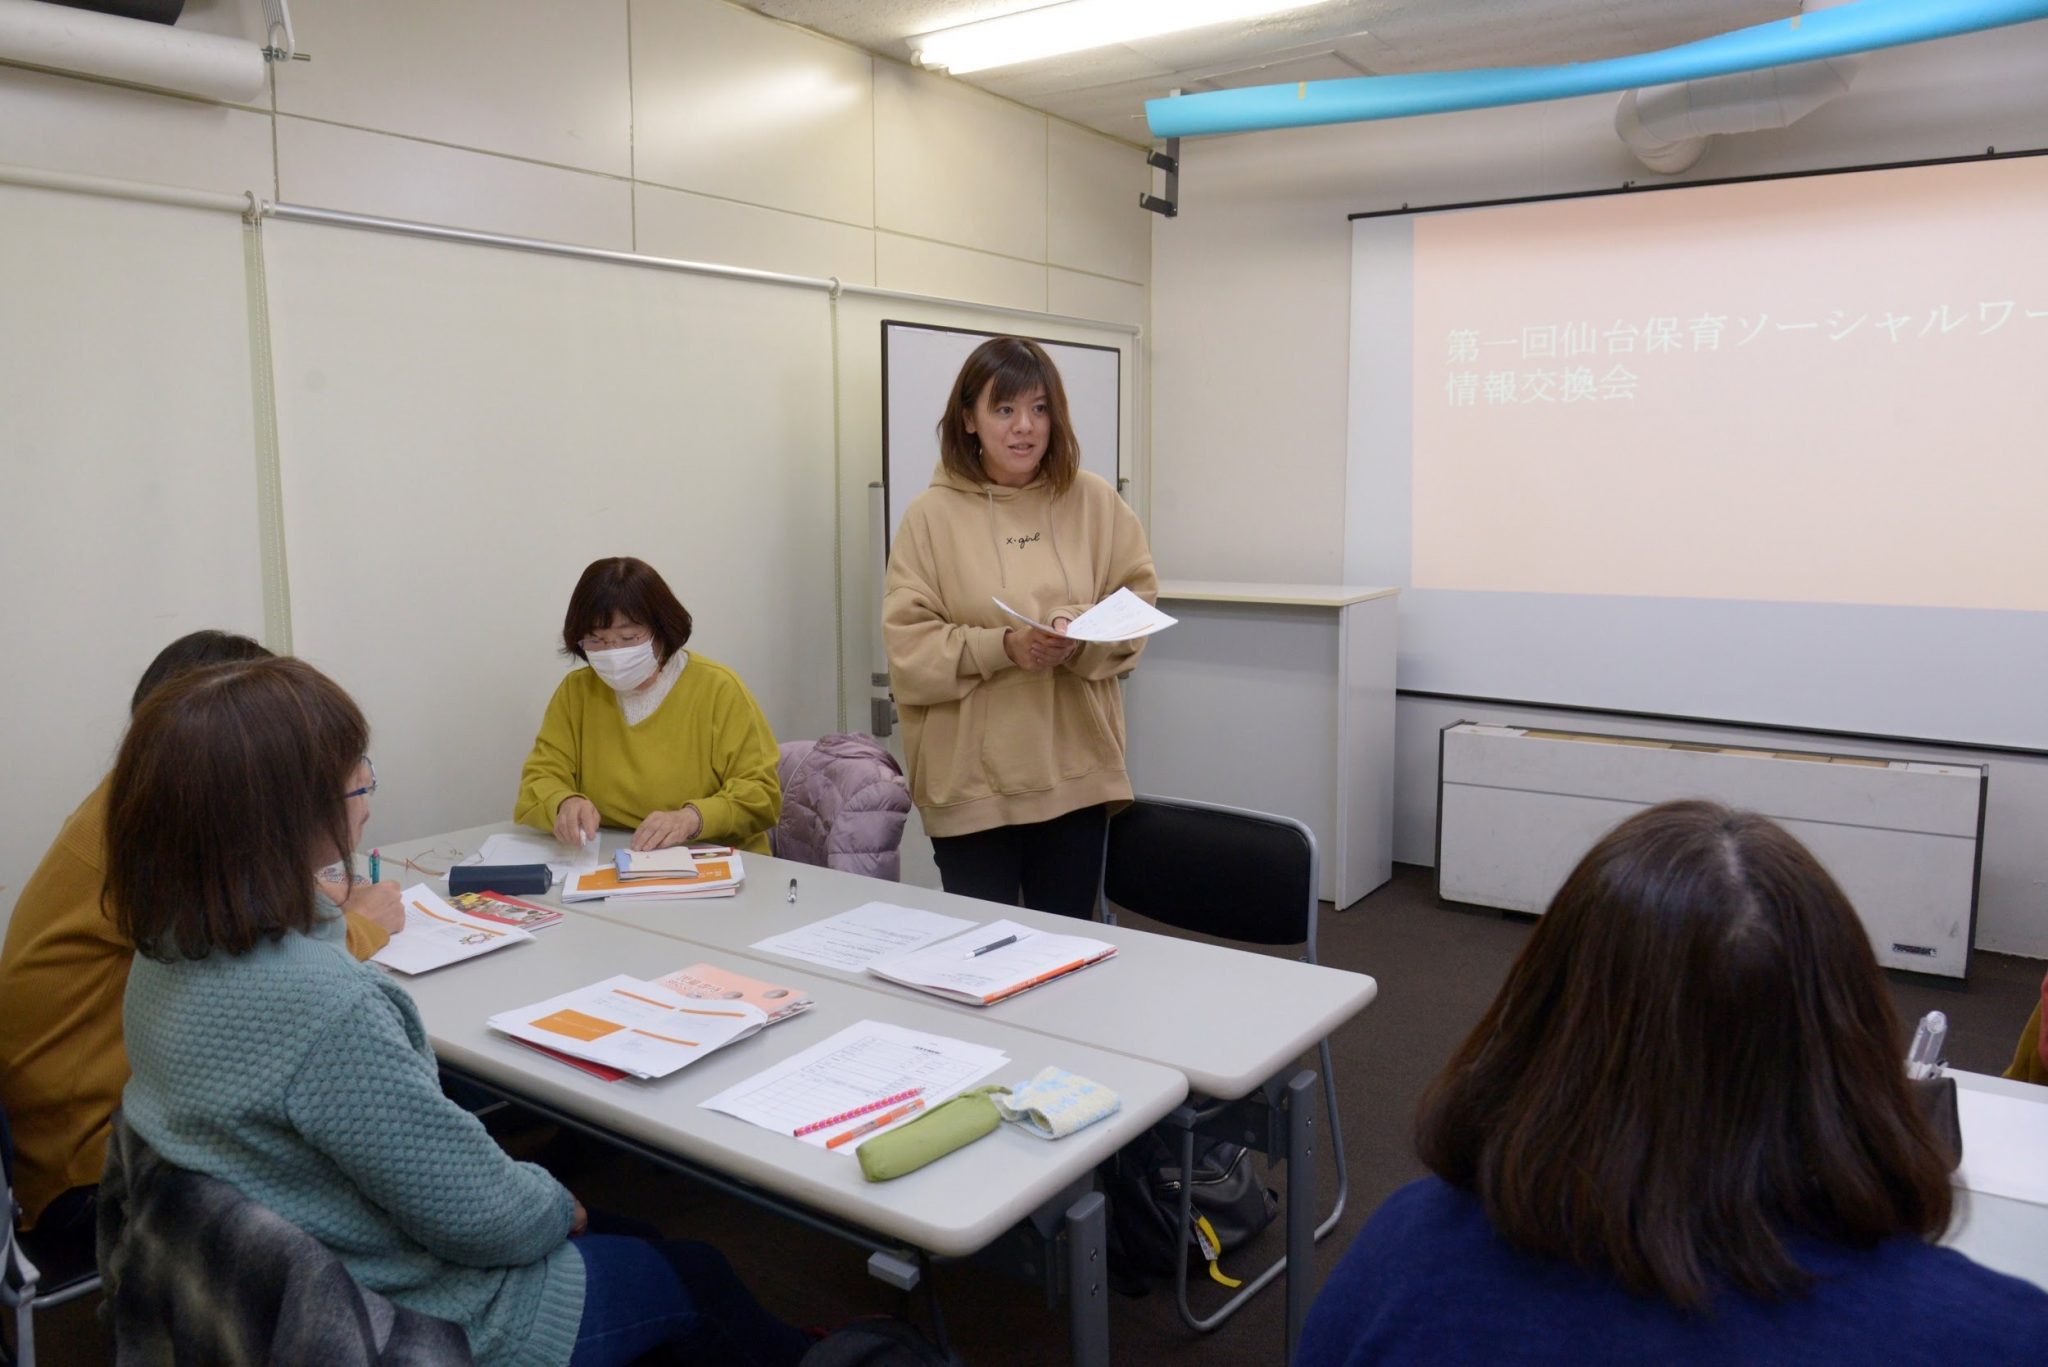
563, 854, 746, 903
993, 586, 1176, 642
657, 961, 814, 1024
372, 886, 535, 975
867, 918, 1117, 1006
700, 1020, 1008, 1150
750, 901, 976, 971
488, 974, 767, 1080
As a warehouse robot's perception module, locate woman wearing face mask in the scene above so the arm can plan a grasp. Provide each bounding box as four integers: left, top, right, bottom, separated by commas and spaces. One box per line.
515, 557, 781, 853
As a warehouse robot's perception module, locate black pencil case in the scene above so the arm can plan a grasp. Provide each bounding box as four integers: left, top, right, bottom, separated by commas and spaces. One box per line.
447, 863, 553, 896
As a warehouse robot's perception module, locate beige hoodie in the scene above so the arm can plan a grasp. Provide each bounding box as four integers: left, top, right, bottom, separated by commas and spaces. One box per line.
884, 462, 1159, 838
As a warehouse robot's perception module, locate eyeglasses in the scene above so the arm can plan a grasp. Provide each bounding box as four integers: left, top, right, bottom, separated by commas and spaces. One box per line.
580, 627, 651, 652
344, 757, 377, 800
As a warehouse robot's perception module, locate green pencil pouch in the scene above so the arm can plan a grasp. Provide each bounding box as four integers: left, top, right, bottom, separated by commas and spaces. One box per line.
856, 1086, 1007, 1182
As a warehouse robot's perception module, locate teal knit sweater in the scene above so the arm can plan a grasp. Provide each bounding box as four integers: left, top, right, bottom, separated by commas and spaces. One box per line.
122, 903, 586, 1367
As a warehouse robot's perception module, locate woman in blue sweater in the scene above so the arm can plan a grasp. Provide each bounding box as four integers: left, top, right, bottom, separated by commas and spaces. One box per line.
106, 656, 810, 1367
1303, 799, 2048, 1365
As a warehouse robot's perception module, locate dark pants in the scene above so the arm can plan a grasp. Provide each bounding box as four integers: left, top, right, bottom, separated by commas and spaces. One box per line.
21, 1185, 99, 1286
929, 804, 1108, 920
570, 1210, 810, 1367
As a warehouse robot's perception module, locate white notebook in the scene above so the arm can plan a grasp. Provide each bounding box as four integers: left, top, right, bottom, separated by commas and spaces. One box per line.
865, 919, 1117, 1006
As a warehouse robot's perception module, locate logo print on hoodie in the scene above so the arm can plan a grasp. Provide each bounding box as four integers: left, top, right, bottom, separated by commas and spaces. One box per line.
1005, 531, 1043, 548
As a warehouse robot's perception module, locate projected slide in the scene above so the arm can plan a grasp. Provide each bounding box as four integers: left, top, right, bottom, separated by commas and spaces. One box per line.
1411, 156, 2048, 612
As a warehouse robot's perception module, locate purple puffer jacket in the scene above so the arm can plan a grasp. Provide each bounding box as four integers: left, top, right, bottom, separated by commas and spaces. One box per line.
773, 734, 913, 881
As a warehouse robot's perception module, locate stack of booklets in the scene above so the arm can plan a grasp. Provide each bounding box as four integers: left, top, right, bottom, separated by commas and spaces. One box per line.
372, 887, 537, 975
496, 961, 809, 1081
866, 918, 1117, 1006
562, 848, 745, 903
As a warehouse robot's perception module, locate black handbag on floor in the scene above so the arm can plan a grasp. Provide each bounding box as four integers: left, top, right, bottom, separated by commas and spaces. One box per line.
1105, 1124, 1278, 1292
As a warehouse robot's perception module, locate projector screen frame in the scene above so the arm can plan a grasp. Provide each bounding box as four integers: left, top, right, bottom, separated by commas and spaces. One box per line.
1347, 143, 2048, 224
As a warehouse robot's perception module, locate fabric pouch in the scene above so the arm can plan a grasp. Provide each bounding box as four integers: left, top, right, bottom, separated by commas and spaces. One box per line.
856, 1087, 1006, 1182
992, 1067, 1120, 1139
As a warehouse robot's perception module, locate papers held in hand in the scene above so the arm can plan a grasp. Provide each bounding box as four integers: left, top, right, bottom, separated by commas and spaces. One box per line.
993, 587, 1176, 642
488, 975, 767, 1080
371, 886, 535, 975
866, 918, 1117, 1006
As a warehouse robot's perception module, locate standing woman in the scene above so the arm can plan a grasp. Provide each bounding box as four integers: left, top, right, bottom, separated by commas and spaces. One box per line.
884, 336, 1157, 916
516, 556, 781, 854
111, 658, 810, 1367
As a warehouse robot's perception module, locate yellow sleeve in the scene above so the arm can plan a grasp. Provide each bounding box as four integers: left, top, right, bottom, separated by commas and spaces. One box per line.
883, 508, 1015, 706
514, 676, 585, 833
689, 674, 782, 846
343, 910, 391, 960
1062, 492, 1160, 682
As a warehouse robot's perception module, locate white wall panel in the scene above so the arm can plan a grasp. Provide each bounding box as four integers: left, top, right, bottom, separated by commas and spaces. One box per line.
874, 60, 1047, 263
0, 65, 274, 197
1048, 268, 1147, 329
630, 0, 874, 227
261, 220, 840, 850
636, 183, 874, 284
0, 187, 265, 932
1048, 121, 1149, 284
876, 233, 1047, 313
276, 117, 633, 251
276, 0, 632, 176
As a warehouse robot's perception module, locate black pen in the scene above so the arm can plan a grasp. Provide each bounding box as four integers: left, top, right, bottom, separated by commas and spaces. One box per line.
967, 933, 1018, 959
787, 878, 798, 904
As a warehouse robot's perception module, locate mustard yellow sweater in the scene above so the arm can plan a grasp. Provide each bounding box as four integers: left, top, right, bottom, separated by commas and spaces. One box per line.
513, 654, 781, 854
0, 777, 389, 1228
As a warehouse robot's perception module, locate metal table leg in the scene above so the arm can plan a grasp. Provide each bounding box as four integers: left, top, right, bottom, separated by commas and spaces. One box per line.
1281, 1069, 1317, 1365
1064, 1191, 1109, 1367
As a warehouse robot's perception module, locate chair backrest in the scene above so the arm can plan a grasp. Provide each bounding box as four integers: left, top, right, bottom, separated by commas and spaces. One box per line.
98, 1112, 472, 1366
774, 735, 912, 881
1102, 796, 1320, 952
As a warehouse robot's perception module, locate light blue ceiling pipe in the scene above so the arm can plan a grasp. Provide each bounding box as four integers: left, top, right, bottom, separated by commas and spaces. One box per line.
1145, 0, 2048, 139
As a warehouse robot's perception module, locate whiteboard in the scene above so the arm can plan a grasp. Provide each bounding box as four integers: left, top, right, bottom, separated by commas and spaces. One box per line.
262, 221, 841, 849
0, 186, 266, 932
882, 322, 1120, 552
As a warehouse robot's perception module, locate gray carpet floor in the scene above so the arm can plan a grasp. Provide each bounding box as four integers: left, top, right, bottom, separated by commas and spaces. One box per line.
21, 864, 2040, 1365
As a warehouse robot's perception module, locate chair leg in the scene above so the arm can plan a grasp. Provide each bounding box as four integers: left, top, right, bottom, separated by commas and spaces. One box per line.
14, 1300, 31, 1367
1316, 1038, 1348, 1240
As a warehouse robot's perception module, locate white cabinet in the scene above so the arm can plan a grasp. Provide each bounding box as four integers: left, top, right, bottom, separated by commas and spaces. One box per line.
1437, 723, 1987, 977
1124, 582, 1398, 907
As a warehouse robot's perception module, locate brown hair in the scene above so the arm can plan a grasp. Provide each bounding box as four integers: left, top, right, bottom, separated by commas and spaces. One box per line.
1415, 799, 1953, 1310
560, 557, 694, 664
106, 657, 368, 962
129, 629, 271, 714
936, 336, 1080, 497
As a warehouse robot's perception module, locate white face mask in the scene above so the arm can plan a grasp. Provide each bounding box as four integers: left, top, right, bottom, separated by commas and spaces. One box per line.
587, 639, 657, 692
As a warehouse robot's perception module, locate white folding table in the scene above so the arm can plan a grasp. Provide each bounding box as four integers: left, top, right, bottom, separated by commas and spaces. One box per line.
397, 909, 1188, 1364
373, 823, 1381, 1362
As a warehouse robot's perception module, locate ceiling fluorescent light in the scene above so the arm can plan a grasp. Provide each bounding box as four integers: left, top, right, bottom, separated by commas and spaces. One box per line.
912, 0, 1337, 76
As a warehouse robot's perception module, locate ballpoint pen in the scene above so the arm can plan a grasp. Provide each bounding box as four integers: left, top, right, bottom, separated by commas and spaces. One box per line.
369, 848, 381, 884
966, 933, 1019, 959
787, 878, 798, 904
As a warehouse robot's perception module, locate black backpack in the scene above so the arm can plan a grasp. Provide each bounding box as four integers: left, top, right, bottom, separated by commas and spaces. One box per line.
1104, 1124, 1278, 1293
